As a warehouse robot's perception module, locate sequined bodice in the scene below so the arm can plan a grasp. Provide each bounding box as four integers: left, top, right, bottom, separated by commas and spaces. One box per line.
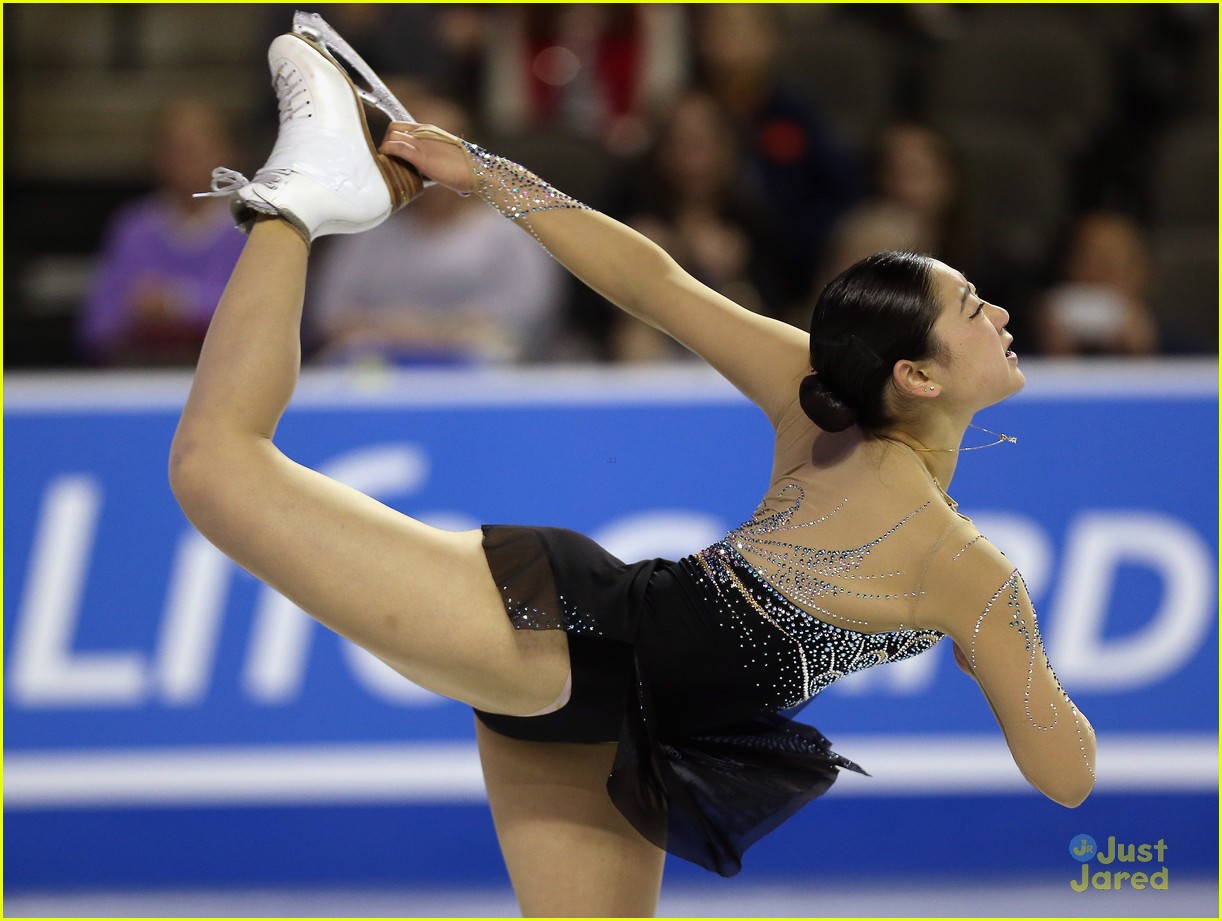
687, 540, 943, 710
678, 473, 948, 713
682, 422, 1094, 788
729, 482, 932, 623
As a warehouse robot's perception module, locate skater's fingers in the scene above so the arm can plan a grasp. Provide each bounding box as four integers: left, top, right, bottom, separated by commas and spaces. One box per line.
382, 125, 416, 144
396, 123, 465, 147
379, 139, 419, 160
379, 136, 474, 195
378, 137, 417, 153
385, 121, 454, 141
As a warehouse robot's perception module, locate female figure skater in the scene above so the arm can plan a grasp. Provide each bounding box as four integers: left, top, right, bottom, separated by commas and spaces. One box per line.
174, 17, 1095, 917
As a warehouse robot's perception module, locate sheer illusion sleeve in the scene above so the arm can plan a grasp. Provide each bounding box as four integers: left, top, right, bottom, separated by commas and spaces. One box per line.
916, 524, 1096, 806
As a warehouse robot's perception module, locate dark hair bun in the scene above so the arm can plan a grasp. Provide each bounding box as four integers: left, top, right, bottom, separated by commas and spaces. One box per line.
799, 373, 858, 432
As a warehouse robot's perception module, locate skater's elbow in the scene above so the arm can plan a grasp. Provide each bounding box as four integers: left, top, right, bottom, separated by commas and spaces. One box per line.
1024, 746, 1096, 808
1011, 734, 1096, 808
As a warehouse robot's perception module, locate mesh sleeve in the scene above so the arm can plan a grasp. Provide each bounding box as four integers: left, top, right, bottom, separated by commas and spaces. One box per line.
920, 532, 1096, 805
463, 141, 591, 253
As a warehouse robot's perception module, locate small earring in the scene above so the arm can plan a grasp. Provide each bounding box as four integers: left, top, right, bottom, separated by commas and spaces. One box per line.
928, 386, 936, 392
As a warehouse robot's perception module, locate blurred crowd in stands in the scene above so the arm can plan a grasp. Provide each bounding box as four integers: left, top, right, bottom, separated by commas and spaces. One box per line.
6, 3, 1217, 369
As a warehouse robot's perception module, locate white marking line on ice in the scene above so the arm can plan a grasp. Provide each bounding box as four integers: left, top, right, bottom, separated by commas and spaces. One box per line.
4, 735, 1215, 808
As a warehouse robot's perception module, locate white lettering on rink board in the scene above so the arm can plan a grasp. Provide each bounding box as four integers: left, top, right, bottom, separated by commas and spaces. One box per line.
8, 467, 1216, 708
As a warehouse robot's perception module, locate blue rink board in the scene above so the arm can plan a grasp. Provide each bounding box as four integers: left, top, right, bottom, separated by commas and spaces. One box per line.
4, 365, 1218, 889
5, 794, 1215, 889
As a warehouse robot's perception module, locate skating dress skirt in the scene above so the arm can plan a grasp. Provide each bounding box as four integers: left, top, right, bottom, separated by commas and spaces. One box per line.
473, 524, 944, 877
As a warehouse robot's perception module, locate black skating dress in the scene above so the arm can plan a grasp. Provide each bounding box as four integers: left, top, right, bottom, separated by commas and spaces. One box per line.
474, 394, 1094, 877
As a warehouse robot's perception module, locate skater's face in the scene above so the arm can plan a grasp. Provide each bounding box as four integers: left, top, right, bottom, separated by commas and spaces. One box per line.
921, 260, 1025, 411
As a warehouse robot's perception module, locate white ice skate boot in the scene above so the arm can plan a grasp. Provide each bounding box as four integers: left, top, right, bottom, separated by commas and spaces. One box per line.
198, 26, 422, 243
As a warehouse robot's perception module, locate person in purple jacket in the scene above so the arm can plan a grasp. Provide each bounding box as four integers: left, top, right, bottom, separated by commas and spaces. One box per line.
79, 98, 247, 366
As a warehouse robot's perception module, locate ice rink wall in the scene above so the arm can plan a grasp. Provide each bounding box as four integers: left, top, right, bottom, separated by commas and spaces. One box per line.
5, 361, 1216, 890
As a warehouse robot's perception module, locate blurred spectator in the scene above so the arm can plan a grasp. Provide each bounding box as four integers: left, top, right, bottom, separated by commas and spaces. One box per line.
78, 98, 246, 366
610, 91, 784, 362
693, 3, 859, 313
307, 90, 566, 366
480, 4, 688, 155
1034, 211, 1159, 356
822, 121, 973, 279
817, 120, 1048, 343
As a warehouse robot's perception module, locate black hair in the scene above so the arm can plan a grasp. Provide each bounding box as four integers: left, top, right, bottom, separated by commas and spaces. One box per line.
800, 251, 944, 433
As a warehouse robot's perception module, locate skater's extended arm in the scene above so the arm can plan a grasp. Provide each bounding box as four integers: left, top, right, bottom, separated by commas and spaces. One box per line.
381, 124, 809, 425
919, 524, 1097, 808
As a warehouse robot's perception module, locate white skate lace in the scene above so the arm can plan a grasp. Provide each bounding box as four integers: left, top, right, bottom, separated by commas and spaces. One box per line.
193, 166, 292, 200
192, 56, 310, 200
273, 60, 312, 123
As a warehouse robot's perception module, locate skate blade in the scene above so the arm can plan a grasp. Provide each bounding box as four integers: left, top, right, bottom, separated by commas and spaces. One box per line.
292, 10, 413, 123
290, 11, 432, 194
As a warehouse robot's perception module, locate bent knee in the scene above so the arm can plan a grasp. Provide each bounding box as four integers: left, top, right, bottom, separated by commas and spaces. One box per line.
168, 426, 276, 526
168, 432, 209, 520
167, 430, 206, 510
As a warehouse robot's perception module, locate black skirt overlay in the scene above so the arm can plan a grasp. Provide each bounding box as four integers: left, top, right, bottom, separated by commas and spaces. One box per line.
474, 525, 941, 877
